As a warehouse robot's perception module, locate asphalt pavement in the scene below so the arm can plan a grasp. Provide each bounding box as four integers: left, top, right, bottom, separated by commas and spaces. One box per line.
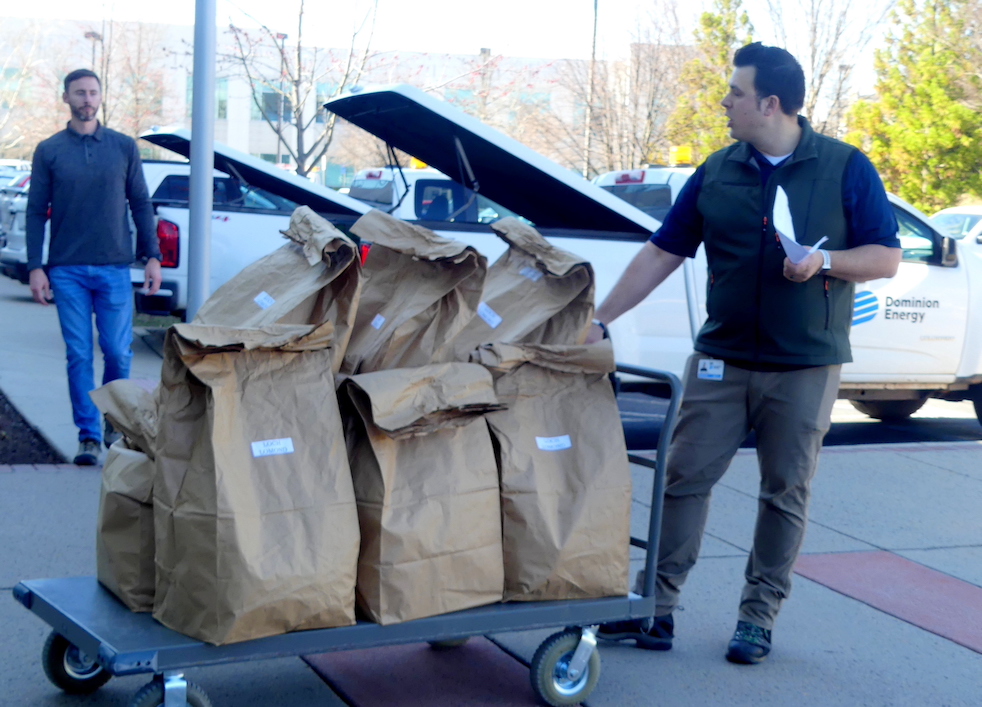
1, 274, 981, 707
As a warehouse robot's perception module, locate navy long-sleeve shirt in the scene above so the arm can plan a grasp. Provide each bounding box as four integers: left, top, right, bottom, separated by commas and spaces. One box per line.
26, 122, 160, 271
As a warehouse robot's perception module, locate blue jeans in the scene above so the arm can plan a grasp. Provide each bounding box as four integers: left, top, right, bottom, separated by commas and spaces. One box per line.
49, 265, 134, 443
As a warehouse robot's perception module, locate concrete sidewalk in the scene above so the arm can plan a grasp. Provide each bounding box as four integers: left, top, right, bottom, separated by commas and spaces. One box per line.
2, 274, 981, 706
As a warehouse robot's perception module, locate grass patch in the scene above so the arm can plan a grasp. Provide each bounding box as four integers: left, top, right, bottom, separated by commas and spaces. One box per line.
134, 312, 181, 328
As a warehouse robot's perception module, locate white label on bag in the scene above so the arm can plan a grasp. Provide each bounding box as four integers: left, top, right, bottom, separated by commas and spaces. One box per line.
251, 437, 295, 458
371, 314, 386, 330
519, 266, 544, 282
477, 302, 503, 329
254, 291, 276, 309
536, 435, 572, 451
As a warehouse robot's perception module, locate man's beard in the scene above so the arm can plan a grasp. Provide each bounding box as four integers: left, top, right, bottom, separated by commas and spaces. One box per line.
72, 105, 98, 122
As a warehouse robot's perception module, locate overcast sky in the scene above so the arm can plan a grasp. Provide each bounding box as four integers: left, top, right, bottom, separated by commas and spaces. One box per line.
5, 0, 705, 60
3, 0, 882, 94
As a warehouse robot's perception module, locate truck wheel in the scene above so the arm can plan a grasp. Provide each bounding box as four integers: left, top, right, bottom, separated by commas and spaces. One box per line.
530, 629, 600, 706
849, 399, 927, 421
42, 631, 111, 695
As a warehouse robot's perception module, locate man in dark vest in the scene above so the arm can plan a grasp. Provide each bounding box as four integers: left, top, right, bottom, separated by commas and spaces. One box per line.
590, 43, 901, 664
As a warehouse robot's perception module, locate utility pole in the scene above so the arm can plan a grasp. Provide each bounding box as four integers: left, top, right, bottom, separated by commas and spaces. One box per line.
582, 0, 598, 178
275, 32, 288, 168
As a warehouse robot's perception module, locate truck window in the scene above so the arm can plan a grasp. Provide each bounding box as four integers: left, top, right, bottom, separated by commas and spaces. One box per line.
931, 213, 982, 240
151, 175, 296, 212
416, 180, 475, 222
599, 184, 673, 222
348, 179, 394, 209
894, 206, 937, 264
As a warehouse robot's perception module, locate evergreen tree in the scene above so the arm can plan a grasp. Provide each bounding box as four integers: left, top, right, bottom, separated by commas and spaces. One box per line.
845, 0, 982, 213
665, 0, 754, 165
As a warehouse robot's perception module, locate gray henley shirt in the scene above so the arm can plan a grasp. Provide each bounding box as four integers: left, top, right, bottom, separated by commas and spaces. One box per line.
26, 122, 160, 272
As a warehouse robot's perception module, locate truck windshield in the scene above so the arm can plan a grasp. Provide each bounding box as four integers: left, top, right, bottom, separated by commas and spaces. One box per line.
931, 213, 982, 240
599, 184, 673, 222
348, 179, 395, 208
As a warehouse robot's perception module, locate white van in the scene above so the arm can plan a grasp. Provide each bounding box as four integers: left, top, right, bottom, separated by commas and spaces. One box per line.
326, 83, 982, 425
591, 167, 695, 223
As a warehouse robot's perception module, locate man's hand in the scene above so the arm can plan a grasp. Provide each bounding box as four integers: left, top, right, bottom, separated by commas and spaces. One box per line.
144, 258, 162, 296
29, 268, 53, 305
783, 250, 824, 283
584, 322, 605, 345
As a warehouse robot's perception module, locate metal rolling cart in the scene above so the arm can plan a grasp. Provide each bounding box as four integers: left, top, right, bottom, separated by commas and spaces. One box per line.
12, 365, 681, 707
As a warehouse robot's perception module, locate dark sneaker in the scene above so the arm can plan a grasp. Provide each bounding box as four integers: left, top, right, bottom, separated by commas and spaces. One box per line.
726, 621, 772, 664
597, 614, 673, 651
104, 417, 122, 449
74, 439, 101, 466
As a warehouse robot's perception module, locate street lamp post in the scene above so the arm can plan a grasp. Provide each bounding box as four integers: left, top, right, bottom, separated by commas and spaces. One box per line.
275, 32, 288, 168
582, 0, 598, 178
84, 31, 102, 72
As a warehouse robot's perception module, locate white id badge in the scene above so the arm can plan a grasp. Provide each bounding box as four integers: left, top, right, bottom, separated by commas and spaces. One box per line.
697, 359, 724, 381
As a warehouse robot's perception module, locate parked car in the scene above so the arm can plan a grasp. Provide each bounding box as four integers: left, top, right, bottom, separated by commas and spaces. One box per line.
0, 129, 371, 316
325, 83, 982, 424
0, 173, 36, 284
930, 205, 982, 249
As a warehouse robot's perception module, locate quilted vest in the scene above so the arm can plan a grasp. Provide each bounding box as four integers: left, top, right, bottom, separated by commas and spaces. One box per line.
695, 117, 857, 366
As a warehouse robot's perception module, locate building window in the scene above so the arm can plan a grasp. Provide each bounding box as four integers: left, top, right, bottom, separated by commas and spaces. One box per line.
315, 83, 337, 124
258, 153, 293, 166
252, 86, 293, 122
186, 76, 230, 119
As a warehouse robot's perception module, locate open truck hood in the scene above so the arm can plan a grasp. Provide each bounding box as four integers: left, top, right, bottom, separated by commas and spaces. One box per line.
140, 128, 369, 217
325, 84, 661, 236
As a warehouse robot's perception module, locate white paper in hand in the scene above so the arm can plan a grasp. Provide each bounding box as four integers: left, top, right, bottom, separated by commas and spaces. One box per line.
773, 186, 828, 264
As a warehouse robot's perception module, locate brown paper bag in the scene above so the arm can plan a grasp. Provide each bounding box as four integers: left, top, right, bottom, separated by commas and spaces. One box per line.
340, 363, 505, 624
89, 380, 159, 611
473, 340, 631, 601
451, 218, 595, 357
154, 322, 360, 644
342, 209, 486, 373
193, 206, 361, 371
90, 379, 159, 459
96, 439, 156, 612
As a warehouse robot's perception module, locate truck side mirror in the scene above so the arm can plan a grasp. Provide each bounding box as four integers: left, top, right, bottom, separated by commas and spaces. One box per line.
941, 236, 958, 267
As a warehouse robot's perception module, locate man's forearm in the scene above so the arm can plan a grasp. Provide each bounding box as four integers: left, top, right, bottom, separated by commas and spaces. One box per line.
595, 241, 686, 325
826, 244, 902, 282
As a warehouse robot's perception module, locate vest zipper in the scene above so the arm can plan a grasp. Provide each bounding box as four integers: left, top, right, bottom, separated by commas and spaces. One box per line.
824, 277, 831, 329
755, 214, 768, 359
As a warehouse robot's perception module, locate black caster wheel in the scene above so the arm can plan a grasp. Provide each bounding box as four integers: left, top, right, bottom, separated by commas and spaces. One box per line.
42, 631, 111, 695
530, 629, 601, 706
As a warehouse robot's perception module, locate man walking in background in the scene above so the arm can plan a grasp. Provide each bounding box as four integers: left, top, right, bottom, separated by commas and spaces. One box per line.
590, 43, 901, 663
26, 68, 162, 466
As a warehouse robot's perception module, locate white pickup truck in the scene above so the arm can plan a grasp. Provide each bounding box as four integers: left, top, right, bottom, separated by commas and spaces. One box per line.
326, 83, 982, 425
132, 129, 370, 318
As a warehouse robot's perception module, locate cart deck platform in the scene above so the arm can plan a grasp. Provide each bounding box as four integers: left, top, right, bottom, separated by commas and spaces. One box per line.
13, 365, 681, 707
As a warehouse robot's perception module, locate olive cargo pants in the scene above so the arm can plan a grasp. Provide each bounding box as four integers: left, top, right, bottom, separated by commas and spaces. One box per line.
654, 354, 841, 630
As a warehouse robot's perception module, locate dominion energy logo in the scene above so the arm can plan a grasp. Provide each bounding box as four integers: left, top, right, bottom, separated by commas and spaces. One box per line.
853, 291, 938, 325
853, 291, 878, 325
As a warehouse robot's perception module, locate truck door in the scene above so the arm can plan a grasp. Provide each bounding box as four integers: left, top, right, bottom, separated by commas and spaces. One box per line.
844, 204, 969, 383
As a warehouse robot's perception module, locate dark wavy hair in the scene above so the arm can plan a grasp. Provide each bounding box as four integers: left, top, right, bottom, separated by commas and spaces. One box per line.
733, 42, 805, 116
63, 69, 101, 93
